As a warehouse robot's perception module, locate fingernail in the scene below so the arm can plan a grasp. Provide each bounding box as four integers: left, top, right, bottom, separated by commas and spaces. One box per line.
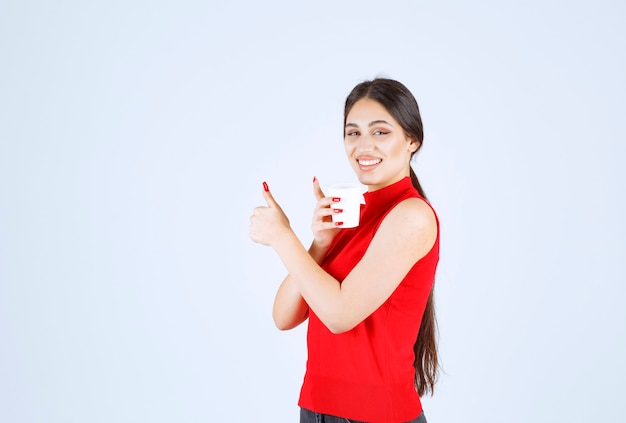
332, 197, 341, 202
263, 181, 269, 192
333, 209, 343, 213
335, 222, 344, 226
313, 176, 317, 183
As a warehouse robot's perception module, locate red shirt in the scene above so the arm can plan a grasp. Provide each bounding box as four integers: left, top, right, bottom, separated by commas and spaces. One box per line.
298, 177, 440, 423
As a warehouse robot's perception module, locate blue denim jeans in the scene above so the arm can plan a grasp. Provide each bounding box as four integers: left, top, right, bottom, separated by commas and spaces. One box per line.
300, 407, 427, 423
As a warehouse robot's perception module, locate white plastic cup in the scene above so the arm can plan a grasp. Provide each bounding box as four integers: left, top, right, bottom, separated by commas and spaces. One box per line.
327, 183, 366, 228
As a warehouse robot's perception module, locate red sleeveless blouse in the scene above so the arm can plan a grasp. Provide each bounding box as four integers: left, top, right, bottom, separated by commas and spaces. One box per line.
298, 177, 440, 423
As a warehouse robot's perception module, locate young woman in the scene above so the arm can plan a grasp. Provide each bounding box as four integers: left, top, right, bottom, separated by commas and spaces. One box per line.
250, 78, 440, 423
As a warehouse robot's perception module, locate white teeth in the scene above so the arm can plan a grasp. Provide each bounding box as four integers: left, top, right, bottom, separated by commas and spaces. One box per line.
359, 159, 382, 166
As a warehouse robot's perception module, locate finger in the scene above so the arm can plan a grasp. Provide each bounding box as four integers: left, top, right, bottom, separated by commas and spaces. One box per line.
312, 176, 325, 201
313, 207, 335, 224
261, 181, 280, 208
314, 220, 344, 231
315, 195, 338, 211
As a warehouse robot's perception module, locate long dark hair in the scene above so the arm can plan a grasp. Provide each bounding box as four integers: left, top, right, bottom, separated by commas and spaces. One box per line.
344, 78, 439, 396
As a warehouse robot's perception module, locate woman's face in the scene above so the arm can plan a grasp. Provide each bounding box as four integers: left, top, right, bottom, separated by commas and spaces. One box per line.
344, 98, 418, 191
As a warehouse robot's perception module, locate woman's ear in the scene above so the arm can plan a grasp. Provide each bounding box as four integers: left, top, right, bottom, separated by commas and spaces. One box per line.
408, 137, 420, 153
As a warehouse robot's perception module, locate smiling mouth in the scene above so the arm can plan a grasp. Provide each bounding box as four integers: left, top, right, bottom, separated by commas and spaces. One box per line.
358, 158, 382, 166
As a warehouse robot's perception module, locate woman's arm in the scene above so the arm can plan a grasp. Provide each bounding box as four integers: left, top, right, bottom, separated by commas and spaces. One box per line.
271, 198, 436, 333
251, 185, 437, 334
272, 224, 337, 330
272, 274, 308, 330
270, 179, 341, 330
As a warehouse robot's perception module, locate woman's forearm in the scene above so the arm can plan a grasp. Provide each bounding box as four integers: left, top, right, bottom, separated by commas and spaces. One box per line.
272, 274, 309, 330
272, 241, 331, 330
308, 240, 332, 264
273, 231, 345, 333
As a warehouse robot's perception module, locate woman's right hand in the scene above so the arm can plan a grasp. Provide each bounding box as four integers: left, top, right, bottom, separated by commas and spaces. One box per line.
311, 177, 342, 250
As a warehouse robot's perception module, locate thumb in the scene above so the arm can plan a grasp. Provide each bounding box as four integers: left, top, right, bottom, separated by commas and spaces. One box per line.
262, 181, 280, 208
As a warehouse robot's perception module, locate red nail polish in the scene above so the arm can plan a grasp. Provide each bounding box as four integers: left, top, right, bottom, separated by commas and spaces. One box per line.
335, 221, 344, 226
263, 181, 269, 192
313, 176, 317, 182
332, 197, 341, 202
333, 209, 343, 213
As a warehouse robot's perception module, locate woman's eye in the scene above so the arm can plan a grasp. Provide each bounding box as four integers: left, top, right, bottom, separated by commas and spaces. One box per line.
345, 131, 359, 137
373, 130, 389, 135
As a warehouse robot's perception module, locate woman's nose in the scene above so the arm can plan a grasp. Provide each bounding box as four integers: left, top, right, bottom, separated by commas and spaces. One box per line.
358, 135, 374, 152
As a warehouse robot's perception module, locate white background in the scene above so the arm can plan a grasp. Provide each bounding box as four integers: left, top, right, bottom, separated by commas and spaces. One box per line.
1, 1, 625, 422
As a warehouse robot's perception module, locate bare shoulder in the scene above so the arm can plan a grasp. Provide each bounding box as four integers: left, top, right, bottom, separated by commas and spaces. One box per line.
384, 197, 437, 230
375, 197, 438, 257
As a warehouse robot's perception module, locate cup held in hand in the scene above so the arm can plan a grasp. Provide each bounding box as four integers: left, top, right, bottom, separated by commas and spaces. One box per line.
327, 183, 366, 228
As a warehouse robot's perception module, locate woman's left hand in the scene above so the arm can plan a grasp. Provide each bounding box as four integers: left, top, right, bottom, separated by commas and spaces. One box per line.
250, 182, 292, 247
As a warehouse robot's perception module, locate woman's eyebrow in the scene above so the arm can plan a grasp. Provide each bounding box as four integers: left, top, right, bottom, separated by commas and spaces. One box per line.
368, 119, 393, 127
344, 120, 393, 128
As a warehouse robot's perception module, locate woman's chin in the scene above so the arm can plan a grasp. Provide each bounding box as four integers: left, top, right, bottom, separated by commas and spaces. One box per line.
356, 175, 381, 190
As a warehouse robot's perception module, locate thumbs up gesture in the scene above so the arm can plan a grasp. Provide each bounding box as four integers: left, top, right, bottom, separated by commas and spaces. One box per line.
250, 182, 292, 246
